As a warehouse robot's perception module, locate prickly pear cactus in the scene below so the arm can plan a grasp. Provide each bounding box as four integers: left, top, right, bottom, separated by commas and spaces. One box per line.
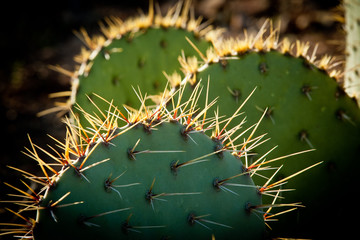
344, 0, 360, 105
34, 124, 263, 239
1, 85, 316, 239
173, 22, 360, 238
44, 0, 221, 119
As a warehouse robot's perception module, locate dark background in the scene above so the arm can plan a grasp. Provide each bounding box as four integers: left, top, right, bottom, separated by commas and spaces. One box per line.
0, 0, 342, 239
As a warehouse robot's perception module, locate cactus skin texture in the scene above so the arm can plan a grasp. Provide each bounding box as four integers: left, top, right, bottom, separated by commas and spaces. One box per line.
175, 23, 360, 239
344, 0, 360, 105
73, 27, 211, 116
1, 84, 317, 239
34, 122, 263, 240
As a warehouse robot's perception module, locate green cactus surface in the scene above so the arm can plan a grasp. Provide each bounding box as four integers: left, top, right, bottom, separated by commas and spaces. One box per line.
1, 84, 316, 239
50, 0, 220, 122
34, 122, 264, 240
174, 25, 360, 238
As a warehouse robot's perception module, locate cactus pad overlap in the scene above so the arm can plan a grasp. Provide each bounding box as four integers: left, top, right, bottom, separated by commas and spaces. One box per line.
171, 22, 360, 238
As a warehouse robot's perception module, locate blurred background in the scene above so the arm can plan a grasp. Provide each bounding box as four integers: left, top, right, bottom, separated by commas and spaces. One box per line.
0, 0, 342, 238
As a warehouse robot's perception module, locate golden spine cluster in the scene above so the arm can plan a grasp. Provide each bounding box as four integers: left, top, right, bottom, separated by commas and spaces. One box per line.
175, 19, 343, 90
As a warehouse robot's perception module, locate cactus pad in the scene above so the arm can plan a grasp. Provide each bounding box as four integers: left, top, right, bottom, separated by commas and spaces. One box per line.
173, 22, 360, 238
1, 84, 316, 239
44, 0, 220, 119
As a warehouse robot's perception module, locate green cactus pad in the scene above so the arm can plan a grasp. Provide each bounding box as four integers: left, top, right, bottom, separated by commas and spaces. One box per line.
44, 1, 220, 120
174, 26, 360, 238
1, 84, 313, 239
74, 28, 212, 113
35, 121, 264, 240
